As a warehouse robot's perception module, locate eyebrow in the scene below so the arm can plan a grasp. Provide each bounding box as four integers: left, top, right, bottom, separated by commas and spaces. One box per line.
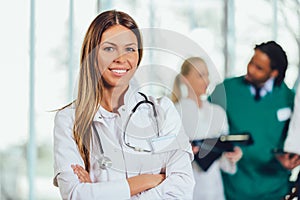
100, 42, 117, 47
100, 42, 137, 47
125, 43, 138, 47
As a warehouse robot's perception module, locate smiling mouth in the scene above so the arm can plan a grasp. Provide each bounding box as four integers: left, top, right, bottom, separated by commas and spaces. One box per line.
110, 69, 128, 74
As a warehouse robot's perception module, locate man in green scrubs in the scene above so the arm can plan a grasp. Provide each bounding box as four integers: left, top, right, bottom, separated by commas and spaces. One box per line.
211, 41, 295, 200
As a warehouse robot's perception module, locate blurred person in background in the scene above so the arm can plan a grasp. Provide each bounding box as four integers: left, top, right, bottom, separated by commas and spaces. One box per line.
172, 57, 242, 200
210, 41, 297, 200
281, 85, 300, 200
280, 85, 300, 168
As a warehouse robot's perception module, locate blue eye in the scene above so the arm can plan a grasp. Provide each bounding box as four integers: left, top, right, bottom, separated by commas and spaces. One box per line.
126, 47, 136, 52
103, 47, 114, 52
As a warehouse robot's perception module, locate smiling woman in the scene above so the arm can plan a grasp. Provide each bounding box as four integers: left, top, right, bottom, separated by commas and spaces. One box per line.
53, 10, 194, 200
98, 25, 139, 91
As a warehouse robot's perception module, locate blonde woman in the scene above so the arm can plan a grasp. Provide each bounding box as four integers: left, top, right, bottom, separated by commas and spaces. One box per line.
172, 57, 242, 200
53, 10, 194, 199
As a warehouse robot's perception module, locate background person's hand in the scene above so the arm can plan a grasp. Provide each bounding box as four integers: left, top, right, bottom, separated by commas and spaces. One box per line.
192, 145, 200, 155
71, 164, 92, 183
223, 146, 243, 164
276, 153, 300, 170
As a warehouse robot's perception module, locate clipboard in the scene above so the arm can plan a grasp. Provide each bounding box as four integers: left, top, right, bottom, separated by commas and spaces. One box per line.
192, 132, 253, 171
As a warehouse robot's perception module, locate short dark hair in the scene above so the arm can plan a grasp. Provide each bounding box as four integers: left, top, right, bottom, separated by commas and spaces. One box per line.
254, 41, 288, 86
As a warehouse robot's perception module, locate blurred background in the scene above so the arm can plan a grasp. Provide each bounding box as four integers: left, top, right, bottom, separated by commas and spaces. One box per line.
0, 0, 299, 199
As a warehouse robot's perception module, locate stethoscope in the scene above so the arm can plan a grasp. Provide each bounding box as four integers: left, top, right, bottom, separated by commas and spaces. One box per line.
92, 92, 160, 170
92, 123, 113, 170
123, 92, 160, 152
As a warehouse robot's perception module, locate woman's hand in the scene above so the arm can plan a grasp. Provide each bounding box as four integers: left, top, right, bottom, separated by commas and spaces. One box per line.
223, 146, 243, 164
71, 164, 92, 183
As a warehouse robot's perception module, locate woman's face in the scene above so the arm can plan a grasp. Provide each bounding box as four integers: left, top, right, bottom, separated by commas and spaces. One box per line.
184, 60, 209, 97
98, 25, 139, 89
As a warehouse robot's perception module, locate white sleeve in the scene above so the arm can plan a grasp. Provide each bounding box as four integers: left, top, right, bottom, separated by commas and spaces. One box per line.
284, 86, 300, 155
132, 150, 195, 200
57, 171, 130, 200
53, 108, 131, 200
131, 97, 195, 199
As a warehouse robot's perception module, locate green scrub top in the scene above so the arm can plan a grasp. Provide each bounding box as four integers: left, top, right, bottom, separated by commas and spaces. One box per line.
211, 76, 295, 200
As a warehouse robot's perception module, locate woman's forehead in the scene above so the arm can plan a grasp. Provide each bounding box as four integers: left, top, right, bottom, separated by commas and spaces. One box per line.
191, 61, 207, 73
101, 25, 138, 45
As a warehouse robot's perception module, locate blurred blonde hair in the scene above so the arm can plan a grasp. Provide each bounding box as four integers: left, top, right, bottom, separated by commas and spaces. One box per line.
171, 57, 206, 103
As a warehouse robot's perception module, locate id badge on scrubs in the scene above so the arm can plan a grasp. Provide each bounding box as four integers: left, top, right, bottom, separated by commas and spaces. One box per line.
150, 134, 177, 153
277, 107, 292, 122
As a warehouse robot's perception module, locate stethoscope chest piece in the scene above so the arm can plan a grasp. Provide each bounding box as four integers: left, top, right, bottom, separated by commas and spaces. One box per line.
98, 156, 112, 170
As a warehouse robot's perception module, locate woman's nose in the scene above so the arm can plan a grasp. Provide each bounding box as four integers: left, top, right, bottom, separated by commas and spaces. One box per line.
114, 51, 127, 63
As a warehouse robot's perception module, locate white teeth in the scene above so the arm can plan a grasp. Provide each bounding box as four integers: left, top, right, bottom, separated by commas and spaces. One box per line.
111, 69, 127, 74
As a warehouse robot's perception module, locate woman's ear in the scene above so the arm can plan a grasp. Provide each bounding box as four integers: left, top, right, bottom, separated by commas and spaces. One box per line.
271, 69, 279, 78
179, 75, 189, 85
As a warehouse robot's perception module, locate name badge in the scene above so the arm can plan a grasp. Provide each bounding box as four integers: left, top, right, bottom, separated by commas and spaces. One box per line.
150, 134, 177, 153
277, 107, 292, 122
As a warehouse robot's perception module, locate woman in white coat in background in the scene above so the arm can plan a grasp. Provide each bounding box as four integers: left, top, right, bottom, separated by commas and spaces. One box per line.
53, 10, 194, 200
282, 85, 300, 165
171, 57, 242, 200
281, 85, 300, 199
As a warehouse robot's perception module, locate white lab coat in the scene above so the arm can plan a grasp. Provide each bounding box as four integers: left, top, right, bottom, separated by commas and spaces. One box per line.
53, 85, 195, 200
284, 86, 300, 155
175, 98, 236, 200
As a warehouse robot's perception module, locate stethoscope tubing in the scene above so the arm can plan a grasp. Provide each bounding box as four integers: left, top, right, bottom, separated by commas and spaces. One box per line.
91, 92, 160, 169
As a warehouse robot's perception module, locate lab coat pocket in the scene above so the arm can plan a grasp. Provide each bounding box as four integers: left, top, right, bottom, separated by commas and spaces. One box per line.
150, 134, 178, 153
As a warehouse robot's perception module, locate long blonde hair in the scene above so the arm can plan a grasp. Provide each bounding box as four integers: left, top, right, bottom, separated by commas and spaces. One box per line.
171, 57, 206, 103
73, 10, 143, 171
